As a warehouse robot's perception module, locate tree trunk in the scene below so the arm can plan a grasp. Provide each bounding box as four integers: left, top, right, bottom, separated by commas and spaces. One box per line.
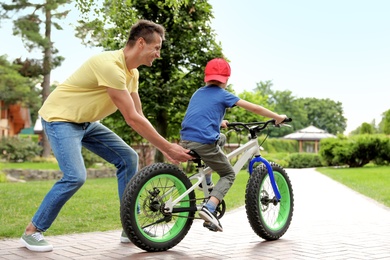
41, 6, 52, 158
154, 109, 168, 163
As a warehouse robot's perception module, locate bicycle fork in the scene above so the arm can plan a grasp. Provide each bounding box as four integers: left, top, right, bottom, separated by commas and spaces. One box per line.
248, 156, 281, 200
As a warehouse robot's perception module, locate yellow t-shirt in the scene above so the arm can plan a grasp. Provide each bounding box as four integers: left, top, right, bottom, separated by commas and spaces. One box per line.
39, 49, 139, 123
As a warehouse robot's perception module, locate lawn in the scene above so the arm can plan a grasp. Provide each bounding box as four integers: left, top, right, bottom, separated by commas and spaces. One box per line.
1, 163, 389, 239
0, 167, 250, 239
316, 166, 390, 208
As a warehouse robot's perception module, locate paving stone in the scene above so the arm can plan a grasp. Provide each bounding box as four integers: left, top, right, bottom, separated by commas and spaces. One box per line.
1, 168, 389, 259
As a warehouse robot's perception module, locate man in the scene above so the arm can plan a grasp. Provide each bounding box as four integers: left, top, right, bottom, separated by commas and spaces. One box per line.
20, 20, 192, 252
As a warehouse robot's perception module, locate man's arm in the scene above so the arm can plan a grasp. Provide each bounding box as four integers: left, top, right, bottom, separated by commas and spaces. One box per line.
130, 92, 145, 117
106, 87, 192, 163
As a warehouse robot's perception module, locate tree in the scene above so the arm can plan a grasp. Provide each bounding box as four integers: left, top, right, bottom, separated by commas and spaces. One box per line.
0, 55, 40, 108
379, 109, 390, 135
226, 89, 271, 124
299, 97, 347, 135
255, 80, 274, 98
1, 0, 71, 156
360, 122, 374, 134
253, 80, 307, 137
75, 0, 223, 162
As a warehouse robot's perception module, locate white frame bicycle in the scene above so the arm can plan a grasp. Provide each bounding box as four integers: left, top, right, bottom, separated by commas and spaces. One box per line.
120, 119, 294, 252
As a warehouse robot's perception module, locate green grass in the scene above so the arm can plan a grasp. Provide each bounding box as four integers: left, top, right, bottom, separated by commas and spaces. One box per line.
0, 170, 251, 239
0, 178, 121, 238
316, 166, 390, 208
2, 161, 389, 239
203, 170, 249, 211
0, 161, 60, 170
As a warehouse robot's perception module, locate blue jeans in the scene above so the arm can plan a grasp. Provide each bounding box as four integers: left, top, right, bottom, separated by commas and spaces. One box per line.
32, 119, 138, 232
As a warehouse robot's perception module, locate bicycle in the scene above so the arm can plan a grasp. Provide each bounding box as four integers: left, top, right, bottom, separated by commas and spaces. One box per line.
120, 118, 294, 252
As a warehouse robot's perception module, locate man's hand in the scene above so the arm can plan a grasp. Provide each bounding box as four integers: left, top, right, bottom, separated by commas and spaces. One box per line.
162, 144, 193, 164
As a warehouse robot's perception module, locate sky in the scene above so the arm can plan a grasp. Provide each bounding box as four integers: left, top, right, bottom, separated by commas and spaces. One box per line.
1, 0, 389, 134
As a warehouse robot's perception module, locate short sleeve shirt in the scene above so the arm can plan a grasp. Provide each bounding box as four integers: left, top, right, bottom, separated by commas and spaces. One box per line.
180, 85, 240, 144
39, 49, 139, 123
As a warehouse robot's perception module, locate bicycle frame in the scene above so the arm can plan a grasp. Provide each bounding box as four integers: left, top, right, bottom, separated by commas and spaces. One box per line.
165, 136, 281, 213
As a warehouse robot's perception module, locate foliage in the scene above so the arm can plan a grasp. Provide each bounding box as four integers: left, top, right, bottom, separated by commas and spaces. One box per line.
0, 137, 42, 162
253, 80, 347, 136
0, 55, 40, 108
1, 0, 72, 156
18, 134, 40, 143
254, 80, 308, 137
75, 0, 223, 161
260, 138, 298, 154
225, 89, 271, 124
379, 109, 390, 134
260, 152, 290, 168
319, 134, 390, 167
349, 120, 378, 136
287, 153, 323, 168
298, 97, 347, 135
360, 122, 374, 134
81, 147, 108, 168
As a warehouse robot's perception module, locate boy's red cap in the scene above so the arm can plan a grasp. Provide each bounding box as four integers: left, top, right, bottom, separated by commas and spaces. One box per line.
204, 58, 231, 83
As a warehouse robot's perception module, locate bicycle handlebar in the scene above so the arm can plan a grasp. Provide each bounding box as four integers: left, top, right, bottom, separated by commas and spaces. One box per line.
226, 118, 292, 133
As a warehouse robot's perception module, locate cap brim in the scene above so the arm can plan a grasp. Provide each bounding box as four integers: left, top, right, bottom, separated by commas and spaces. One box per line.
204, 74, 229, 83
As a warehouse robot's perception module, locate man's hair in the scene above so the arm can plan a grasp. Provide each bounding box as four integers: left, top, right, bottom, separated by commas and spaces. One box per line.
126, 20, 165, 47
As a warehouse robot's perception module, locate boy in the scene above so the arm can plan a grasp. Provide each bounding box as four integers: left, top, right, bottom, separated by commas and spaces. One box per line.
180, 58, 288, 232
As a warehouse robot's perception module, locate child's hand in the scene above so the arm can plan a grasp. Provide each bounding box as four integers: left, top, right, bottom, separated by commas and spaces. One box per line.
275, 115, 288, 125
221, 120, 229, 128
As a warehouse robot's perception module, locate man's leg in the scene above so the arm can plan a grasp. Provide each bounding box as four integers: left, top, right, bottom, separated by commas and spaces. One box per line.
81, 122, 139, 202
21, 120, 87, 251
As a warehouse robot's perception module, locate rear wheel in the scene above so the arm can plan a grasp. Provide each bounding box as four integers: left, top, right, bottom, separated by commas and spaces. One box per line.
245, 162, 294, 240
120, 163, 195, 252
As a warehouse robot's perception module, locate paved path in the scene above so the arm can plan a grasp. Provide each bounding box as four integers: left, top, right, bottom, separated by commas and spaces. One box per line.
1, 168, 390, 259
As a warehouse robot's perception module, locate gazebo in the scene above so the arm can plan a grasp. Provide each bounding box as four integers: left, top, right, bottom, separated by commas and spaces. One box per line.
283, 125, 336, 153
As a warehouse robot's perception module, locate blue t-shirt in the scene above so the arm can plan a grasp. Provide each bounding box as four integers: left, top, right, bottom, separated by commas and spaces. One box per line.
180, 85, 240, 144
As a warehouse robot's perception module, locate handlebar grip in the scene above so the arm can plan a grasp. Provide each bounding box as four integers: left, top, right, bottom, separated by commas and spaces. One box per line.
283, 117, 292, 123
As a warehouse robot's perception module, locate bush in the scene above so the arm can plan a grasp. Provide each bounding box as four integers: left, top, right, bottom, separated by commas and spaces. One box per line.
81, 147, 108, 168
287, 153, 323, 168
319, 134, 390, 167
0, 137, 42, 162
261, 152, 290, 168
261, 137, 298, 153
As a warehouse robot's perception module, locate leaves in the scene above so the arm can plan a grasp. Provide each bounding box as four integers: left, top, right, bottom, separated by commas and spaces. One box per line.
75, 1, 223, 153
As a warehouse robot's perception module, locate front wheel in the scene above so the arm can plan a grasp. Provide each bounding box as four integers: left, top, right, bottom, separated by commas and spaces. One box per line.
120, 163, 195, 252
245, 162, 294, 240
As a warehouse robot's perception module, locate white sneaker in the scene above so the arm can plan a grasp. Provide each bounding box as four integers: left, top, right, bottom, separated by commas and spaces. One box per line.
199, 206, 223, 232
120, 230, 131, 243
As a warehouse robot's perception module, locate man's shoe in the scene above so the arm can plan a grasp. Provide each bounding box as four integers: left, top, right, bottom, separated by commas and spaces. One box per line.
120, 230, 131, 243
20, 232, 53, 252
197, 182, 214, 191
142, 228, 156, 237
198, 206, 223, 232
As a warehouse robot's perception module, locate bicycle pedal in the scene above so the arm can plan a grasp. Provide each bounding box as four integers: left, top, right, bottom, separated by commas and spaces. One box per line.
203, 222, 218, 232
